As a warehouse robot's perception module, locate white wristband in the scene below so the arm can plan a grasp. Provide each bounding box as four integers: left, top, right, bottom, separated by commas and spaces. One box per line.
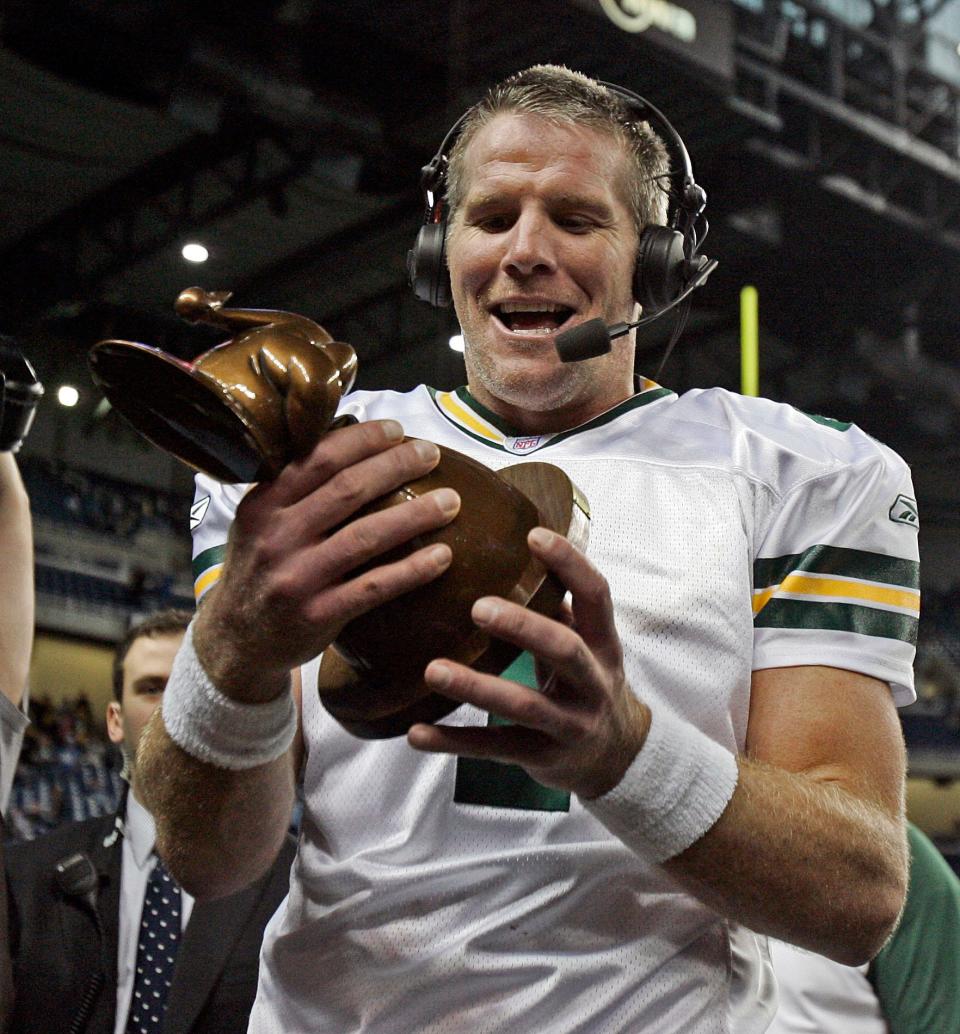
161, 621, 297, 771
581, 707, 739, 864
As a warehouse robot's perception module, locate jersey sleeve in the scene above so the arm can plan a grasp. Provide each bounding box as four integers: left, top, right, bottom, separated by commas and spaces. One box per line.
188, 473, 249, 605
751, 427, 920, 704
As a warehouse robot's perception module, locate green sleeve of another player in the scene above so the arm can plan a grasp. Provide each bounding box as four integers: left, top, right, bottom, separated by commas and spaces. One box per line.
868, 823, 960, 1033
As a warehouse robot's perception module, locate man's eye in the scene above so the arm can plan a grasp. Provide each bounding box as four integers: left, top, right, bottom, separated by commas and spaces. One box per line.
475, 214, 513, 232
557, 216, 593, 231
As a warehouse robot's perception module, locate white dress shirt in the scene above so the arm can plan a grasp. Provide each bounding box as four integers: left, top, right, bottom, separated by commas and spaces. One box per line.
113, 789, 195, 1034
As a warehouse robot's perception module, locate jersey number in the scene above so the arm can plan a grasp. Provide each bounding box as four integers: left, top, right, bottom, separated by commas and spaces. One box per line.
453, 652, 571, 813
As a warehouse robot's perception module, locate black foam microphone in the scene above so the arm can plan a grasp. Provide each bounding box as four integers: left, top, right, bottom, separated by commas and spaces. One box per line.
555, 257, 718, 363
555, 319, 634, 362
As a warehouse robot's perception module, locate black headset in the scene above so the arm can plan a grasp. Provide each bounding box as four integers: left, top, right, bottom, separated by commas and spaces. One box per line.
406, 80, 709, 316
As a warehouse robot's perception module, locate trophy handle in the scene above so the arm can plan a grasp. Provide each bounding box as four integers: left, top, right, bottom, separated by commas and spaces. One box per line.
175, 286, 332, 341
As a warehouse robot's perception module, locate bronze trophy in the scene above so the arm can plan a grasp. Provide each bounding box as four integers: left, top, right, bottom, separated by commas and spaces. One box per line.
89, 289, 589, 738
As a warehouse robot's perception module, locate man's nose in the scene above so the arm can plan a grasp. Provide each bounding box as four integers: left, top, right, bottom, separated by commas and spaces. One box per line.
500, 212, 557, 278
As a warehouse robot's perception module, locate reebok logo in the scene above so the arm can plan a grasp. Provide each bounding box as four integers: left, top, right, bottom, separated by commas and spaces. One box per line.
190, 496, 211, 530
888, 494, 918, 528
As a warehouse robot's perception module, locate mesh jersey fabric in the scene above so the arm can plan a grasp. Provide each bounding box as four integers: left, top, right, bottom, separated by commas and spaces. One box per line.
189, 383, 919, 1034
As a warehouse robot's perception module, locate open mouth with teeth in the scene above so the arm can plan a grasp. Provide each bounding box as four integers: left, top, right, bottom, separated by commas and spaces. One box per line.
491, 301, 576, 335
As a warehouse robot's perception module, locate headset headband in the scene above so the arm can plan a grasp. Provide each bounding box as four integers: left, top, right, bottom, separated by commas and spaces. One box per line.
408, 75, 712, 315
418, 80, 706, 235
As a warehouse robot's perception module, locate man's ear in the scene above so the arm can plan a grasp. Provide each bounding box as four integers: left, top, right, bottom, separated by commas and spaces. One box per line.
106, 701, 124, 745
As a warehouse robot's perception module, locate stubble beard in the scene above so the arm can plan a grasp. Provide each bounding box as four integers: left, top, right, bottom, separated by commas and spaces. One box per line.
465, 340, 589, 417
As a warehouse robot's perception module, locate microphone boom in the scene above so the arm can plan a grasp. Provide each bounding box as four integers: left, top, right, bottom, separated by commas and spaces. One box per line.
555, 258, 718, 363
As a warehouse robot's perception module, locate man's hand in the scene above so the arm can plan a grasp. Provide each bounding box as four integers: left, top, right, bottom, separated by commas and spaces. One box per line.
195, 419, 462, 701
407, 525, 909, 964
408, 527, 650, 799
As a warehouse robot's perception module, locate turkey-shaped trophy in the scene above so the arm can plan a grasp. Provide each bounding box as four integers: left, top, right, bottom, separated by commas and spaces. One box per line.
88, 289, 589, 738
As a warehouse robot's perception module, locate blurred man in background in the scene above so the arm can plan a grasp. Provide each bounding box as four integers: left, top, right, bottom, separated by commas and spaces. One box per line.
5, 610, 295, 1034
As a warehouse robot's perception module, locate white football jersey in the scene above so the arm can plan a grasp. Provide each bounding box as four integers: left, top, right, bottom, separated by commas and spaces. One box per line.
767, 940, 889, 1034
189, 382, 919, 1034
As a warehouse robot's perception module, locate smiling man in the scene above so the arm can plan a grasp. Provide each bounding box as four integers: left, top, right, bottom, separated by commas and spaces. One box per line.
139, 66, 919, 1033
447, 109, 643, 430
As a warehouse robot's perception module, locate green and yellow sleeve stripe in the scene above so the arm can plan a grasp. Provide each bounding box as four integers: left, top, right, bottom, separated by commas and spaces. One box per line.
193, 544, 226, 601
753, 545, 920, 644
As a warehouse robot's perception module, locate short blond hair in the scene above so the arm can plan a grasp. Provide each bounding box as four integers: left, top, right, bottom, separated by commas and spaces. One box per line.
445, 65, 670, 236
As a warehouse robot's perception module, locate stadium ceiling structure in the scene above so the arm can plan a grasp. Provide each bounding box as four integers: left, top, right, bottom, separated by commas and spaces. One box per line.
2, 0, 960, 528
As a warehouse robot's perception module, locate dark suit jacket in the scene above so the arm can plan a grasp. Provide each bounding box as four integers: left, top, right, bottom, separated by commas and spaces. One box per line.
4, 811, 296, 1034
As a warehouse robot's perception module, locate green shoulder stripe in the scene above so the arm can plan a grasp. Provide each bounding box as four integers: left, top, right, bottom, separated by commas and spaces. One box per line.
804, 412, 852, 432
754, 544, 919, 591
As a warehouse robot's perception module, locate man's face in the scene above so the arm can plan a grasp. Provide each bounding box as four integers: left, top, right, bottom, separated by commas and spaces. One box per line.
446, 111, 640, 429
107, 631, 184, 790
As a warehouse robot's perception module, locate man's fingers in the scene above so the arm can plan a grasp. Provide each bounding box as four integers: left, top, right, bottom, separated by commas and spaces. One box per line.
527, 528, 619, 657
271, 421, 438, 510
407, 717, 553, 765
308, 485, 460, 585
269, 419, 400, 504
297, 436, 442, 529
421, 659, 568, 736
309, 540, 454, 628
468, 596, 601, 698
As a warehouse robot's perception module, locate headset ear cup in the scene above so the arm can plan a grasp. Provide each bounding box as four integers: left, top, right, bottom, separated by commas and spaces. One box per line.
634, 226, 687, 316
408, 222, 451, 308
